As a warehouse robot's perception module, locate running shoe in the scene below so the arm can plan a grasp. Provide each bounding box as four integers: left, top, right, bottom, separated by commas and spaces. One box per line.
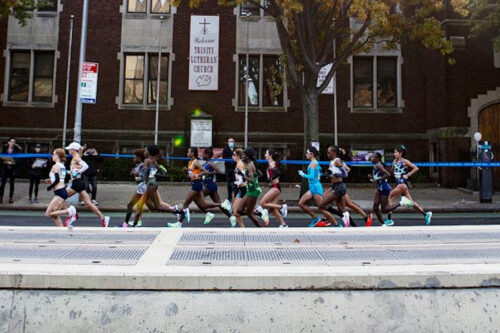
383, 218, 394, 227
308, 216, 321, 227
229, 216, 237, 228
132, 220, 143, 227
280, 203, 288, 218
64, 214, 78, 227
92, 199, 99, 205
101, 216, 110, 228
121, 222, 128, 228
221, 199, 233, 215
279, 224, 288, 228
255, 205, 263, 214
167, 222, 182, 228
261, 209, 269, 226
365, 213, 373, 227
400, 196, 414, 207
183, 208, 190, 224
204, 212, 215, 224
424, 211, 432, 225
315, 221, 331, 227
335, 223, 343, 228
342, 212, 350, 228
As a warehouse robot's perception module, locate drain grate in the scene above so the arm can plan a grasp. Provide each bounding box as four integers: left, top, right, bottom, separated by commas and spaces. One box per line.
178, 233, 244, 245
169, 247, 246, 265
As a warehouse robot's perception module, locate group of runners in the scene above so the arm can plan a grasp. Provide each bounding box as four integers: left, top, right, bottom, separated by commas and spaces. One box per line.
43, 142, 432, 228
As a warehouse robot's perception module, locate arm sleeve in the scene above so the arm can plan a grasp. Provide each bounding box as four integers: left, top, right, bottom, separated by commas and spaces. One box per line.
79, 160, 89, 174
301, 167, 315, 180
47, 173, 60, 191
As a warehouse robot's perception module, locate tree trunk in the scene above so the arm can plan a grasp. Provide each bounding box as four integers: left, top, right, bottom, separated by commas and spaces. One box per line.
302, 90, 320, 151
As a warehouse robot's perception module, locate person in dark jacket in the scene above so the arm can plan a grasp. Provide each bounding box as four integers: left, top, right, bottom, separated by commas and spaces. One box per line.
27, 144, 48, 203
0, 137, 22, 204
81, 144, 101, 205
222, 138, 236, 202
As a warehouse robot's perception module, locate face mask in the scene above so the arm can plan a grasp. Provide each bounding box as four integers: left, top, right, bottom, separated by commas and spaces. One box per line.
228, 142, 234, 148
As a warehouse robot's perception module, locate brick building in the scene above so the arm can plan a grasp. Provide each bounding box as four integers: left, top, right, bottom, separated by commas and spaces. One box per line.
0, 0, 499, 187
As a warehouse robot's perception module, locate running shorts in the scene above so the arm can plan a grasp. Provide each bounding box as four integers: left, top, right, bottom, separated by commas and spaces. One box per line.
309, 182, 323, 196
70, 178, 86, 193
331, 182, 347, 197
136, 182, 147, 195
270, 183, 281, 192
54, 187, 68, 200
236, 187, 247, 198
376, 181, 391, 196
204, 179, 218, 193
396, 178, 409, 187
191, 179, 203, 192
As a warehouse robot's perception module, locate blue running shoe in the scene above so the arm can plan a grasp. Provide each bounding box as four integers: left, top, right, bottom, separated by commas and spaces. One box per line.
308, 216, 321, 227
425, 211, 432, 225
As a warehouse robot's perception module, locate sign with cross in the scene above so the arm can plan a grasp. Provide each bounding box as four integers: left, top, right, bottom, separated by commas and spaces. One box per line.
189, 15, 220, 91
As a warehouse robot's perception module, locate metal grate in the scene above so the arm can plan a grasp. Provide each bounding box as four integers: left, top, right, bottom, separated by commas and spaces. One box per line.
169, 247, 246, 265
178, 233, 244, 245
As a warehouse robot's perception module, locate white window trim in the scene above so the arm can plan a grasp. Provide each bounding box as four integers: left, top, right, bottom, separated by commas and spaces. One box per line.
348, 53, 404, 113
233, 53, 288, 113
118, 50, 174, 110
2, 49, 57, 108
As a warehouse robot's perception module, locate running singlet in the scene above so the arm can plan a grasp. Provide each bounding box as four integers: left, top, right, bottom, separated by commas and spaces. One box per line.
308, 160, 321, 185
188, 160, 201, 180
203, 160, 216, 182
49, 162, 66, 186
393, 159, 408, 185
267, 166, 281, 191
246, 174, 261, 198
373, 163, 391, 196
134, 163, 147, 194
234, 167, 246, 187
329, 158, 347, 179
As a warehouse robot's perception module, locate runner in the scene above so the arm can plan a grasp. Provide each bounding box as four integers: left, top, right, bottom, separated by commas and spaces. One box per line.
229, 149, 247, 228
64, 142, 110, 227
201, 147, 233, 218
258, 148, 288, 228
369, 152, 400, 226
233, 148, 262, 227
132, 145, 188, 227
44, 148, 77, 227
317, 146, 350, 227
297, 147, 333, 227
389, 145, 432, 225
178, 147, 231, 226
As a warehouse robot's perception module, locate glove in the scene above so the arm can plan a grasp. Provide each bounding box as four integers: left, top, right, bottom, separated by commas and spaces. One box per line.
298, 170, 305, 177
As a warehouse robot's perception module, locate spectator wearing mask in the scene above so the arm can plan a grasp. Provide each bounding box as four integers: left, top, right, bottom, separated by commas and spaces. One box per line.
28, 144, 48, 203
222, 138, 236, 202
0, 137, 22, 204
82, 144, 101, 205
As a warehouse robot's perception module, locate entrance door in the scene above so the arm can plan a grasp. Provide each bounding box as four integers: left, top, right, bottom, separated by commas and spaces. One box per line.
479, 103, 500, 189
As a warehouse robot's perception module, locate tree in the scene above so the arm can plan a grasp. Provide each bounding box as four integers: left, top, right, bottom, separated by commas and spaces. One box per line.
0, 0, 51, 26
182, 0, 469, 148
468, 0, 500, 51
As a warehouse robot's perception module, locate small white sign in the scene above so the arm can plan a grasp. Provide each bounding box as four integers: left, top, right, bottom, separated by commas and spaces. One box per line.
80, 62, 99, 104
189, 16, 219, 91
191, 119, 213, 147
317, 63, 334, 94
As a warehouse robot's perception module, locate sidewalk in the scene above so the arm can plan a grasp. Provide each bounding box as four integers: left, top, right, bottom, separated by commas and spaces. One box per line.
1, 181, 499, 213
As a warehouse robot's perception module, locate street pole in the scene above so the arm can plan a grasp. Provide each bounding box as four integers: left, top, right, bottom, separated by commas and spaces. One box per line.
74, 0, 89, 144
333, 39, 338, 146
244, 14, 250, 149
62, 14, 74, 147
154, 17, 164, 145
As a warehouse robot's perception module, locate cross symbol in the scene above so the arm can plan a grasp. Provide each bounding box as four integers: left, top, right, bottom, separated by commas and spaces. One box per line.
200, 18, 211, 35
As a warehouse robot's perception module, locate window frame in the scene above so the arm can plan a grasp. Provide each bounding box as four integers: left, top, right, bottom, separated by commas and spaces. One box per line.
349, 53, 403, 113
235, 53, 287, 112
150, 0, 171, 14
4, 49, 56, 107
239, 0, 273, 19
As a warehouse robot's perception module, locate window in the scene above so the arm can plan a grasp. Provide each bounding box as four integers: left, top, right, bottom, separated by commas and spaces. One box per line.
128, 0, 146, 13
123, 53, 170, 106
147, 54, 168, 104
352, 55, 400, 110
7, 50, 55, 104
151, 0, 171, 14
240, 0, 272, 18
38, 0, 57, 12
238, 54, 284, 109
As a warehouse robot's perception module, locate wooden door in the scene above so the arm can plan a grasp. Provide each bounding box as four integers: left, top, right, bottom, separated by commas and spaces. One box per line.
479, 103, 500, 189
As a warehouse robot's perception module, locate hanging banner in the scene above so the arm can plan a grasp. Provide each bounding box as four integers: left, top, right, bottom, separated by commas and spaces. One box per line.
190, 119, 213, 147
80, 62, 99, 104
189, 15, 219, 91
317, 63, 334, 95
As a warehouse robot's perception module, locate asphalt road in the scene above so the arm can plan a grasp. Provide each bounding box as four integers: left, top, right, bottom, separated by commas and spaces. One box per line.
1, 211, 499, 228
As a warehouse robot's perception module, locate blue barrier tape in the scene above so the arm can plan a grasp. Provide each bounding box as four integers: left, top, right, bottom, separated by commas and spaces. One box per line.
1, 153, 499, 167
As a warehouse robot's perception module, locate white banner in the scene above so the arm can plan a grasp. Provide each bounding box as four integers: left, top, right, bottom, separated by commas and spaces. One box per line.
80, 62, 99, 104
317, 63, 334, 95
189, 15, 219, 91
190, 119, 213, 147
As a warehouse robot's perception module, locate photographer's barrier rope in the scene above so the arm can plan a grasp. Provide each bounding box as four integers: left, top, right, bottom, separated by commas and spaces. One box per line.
1, 153, 499, 167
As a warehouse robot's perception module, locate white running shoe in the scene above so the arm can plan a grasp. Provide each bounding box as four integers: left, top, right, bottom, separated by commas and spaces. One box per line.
101, 216, 110, 228
280, 204, 288, 218
229, 216, 237, 228
67, 205, 76, 217
64, 214, 78, 227
221, 199, 233, 215
279, 224, 288, 229
400, 196, 414, 207
342, 212, 350, 227
255, 205, 263, 214
167, 222, 183, 228
204, 212, 215, 224
183, 208, 190, 223
261, 209, 269, 226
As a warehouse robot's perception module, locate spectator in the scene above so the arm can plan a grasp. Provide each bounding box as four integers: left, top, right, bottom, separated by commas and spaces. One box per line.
222, 138, 236, 202
82, 144, 101, 205
0, 137, 22, 204
27, 144, 48, 203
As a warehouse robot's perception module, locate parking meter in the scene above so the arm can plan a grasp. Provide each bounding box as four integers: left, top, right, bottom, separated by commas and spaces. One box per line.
478, 141, 494, 203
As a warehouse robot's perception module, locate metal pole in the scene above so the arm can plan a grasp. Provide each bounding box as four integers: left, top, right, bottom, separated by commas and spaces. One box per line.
333, 39, 338, 146
74, 0, 89, 144
154, 17, 164, 145
244, 18, 250, 149
62, 15, 74, 147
